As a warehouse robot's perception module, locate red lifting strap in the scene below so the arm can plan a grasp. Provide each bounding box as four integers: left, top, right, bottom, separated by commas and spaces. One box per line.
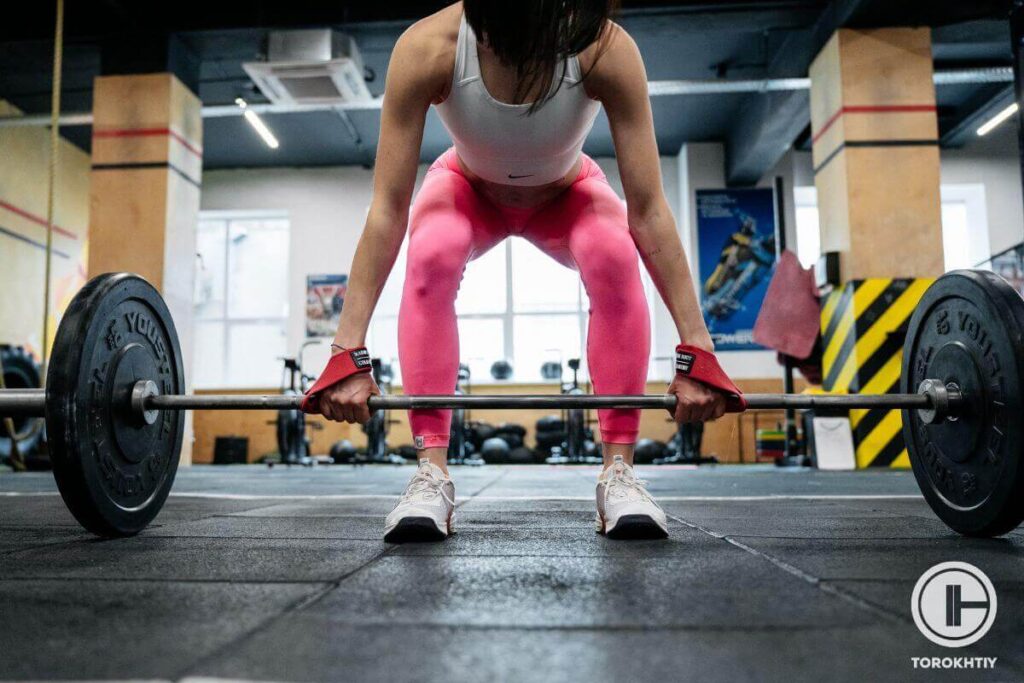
300, 347, 373, 414
675, 344, 747, 412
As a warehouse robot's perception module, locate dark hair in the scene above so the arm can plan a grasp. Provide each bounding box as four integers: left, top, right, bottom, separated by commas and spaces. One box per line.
463, 0, 618, 114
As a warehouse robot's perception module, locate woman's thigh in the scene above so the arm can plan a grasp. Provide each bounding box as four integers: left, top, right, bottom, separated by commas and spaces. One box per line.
407, 169, 507, 265
522, 177, 644, 296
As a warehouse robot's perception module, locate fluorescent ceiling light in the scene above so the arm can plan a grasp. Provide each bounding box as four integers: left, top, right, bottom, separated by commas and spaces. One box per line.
235, 97, 280, 149
976, 102, 1019, 136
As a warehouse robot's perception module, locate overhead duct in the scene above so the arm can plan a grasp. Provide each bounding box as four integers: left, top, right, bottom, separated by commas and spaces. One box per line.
0, 67, 1013, 128
241, 29, 372, 106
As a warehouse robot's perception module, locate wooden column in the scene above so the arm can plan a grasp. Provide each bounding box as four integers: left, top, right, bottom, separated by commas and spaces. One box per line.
809, 28, 944, 280
88, 73, 201, 464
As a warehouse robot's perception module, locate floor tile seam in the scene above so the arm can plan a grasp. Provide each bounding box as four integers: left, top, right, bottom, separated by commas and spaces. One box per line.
455, 469, 513, 508
721, 534, 960, 541
665, 512, 906, 625
173, 544, 400, 679
0, 539, 93, 555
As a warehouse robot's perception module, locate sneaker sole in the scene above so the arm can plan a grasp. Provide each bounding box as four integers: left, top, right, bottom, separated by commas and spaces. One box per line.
602, 514, 669, 540
383, 516, 447, 543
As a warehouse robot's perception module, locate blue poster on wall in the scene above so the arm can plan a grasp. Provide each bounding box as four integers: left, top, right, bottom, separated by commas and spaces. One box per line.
306, 274, 348, 338
696, 188, 777, 350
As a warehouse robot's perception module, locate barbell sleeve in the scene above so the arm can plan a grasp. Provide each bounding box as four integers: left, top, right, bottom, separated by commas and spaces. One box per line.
0, 389, 46, 417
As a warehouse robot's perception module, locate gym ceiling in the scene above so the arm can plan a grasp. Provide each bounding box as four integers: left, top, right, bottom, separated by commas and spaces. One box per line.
0, 0, 1014, 184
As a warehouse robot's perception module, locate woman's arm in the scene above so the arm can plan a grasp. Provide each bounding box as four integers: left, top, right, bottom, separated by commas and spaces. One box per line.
332, 27, 445, 350
585, 25, 713, 353
320, 25, 448, 424
585, 25, 726, 423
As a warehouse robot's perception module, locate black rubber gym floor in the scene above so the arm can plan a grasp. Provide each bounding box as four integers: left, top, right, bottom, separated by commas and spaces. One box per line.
1, 464, 1022, 682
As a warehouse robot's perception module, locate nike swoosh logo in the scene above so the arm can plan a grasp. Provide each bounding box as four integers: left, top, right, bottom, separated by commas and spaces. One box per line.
508, 173, 534, 179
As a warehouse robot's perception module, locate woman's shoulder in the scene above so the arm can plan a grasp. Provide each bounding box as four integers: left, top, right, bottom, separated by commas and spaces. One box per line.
398, 4, 460, 66
392, 4, 461, 100
579, 21, 644, 101
578, 21, 634, 71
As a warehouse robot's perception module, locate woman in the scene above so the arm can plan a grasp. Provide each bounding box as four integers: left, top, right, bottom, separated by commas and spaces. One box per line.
302, 0, 743, 542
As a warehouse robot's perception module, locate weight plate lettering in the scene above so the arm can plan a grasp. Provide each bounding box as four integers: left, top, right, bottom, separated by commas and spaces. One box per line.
46, 273, 184, 536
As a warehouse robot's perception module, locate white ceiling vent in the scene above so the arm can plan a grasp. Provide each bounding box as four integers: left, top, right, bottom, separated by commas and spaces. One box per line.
243, 30, 372, 106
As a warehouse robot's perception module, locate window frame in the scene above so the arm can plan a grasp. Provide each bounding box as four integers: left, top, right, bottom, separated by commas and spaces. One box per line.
368, 234, 657, 386
194, 210, 291, 389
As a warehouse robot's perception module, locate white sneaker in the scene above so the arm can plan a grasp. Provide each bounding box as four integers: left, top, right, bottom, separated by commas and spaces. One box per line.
595, 455, 669, 539
383, 459, 456, 543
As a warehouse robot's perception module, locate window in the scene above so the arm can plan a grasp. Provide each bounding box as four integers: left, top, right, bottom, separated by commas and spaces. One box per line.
367, 234, 655, 385
940, 201, 972, 271
793, 186, 821, 270
792, 184, 990, 273
194, 211, 290, 388
940, 184, 990, 270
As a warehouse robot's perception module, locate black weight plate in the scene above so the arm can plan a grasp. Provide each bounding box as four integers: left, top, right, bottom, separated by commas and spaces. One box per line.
47, 273, 184, 537
901, 270, 1024, 536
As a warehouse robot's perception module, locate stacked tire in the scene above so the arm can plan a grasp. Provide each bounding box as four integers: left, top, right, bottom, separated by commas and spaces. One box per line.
533, 415, 566, 457
0, 345, 46, 468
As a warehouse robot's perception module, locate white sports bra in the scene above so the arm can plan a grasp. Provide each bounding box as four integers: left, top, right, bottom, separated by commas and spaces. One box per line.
434, 14, 601, 187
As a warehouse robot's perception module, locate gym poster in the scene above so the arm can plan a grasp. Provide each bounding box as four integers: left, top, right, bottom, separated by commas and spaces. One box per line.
306, 274, 348, 338
696, 188, 777, 351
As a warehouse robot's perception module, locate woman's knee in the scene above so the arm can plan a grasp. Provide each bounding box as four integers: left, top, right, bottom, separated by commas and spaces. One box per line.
587, 239, 639, 277
404, 221, 474, 302
409, 238, 467, 288
579, 240, 645, 307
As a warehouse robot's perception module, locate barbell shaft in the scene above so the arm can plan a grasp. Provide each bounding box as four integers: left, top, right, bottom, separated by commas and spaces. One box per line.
151, 393, 680, 410
148, 392, 940, 411
0, 385, 953, 416
150, 392, 942, 411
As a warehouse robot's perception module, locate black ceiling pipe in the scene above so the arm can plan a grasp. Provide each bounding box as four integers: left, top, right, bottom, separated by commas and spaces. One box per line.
99, 32, 200, 95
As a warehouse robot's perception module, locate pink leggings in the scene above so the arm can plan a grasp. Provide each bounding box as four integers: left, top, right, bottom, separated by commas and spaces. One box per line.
399, 149, 651, 448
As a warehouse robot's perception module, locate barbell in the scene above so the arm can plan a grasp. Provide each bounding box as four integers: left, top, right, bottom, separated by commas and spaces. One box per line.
1, 270, 1022, 539
0, 384, 954, 414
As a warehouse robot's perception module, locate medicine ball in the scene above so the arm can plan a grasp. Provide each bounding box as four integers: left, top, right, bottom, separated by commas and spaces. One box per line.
493, 423, 526, 449
490, 360, 513, 380
396, 444, 418, 461
329, 439, 358, 464
633, 438, 669, 464
480, 437, 511, 463
468, 422, 497, 449
540, 361, 562, 380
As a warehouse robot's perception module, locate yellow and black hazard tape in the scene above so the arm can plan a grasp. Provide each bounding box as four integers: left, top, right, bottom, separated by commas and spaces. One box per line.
820, 277, 934, 468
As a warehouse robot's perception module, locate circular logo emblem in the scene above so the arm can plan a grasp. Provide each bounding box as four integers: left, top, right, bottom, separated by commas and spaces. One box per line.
912, 562, 997, 648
